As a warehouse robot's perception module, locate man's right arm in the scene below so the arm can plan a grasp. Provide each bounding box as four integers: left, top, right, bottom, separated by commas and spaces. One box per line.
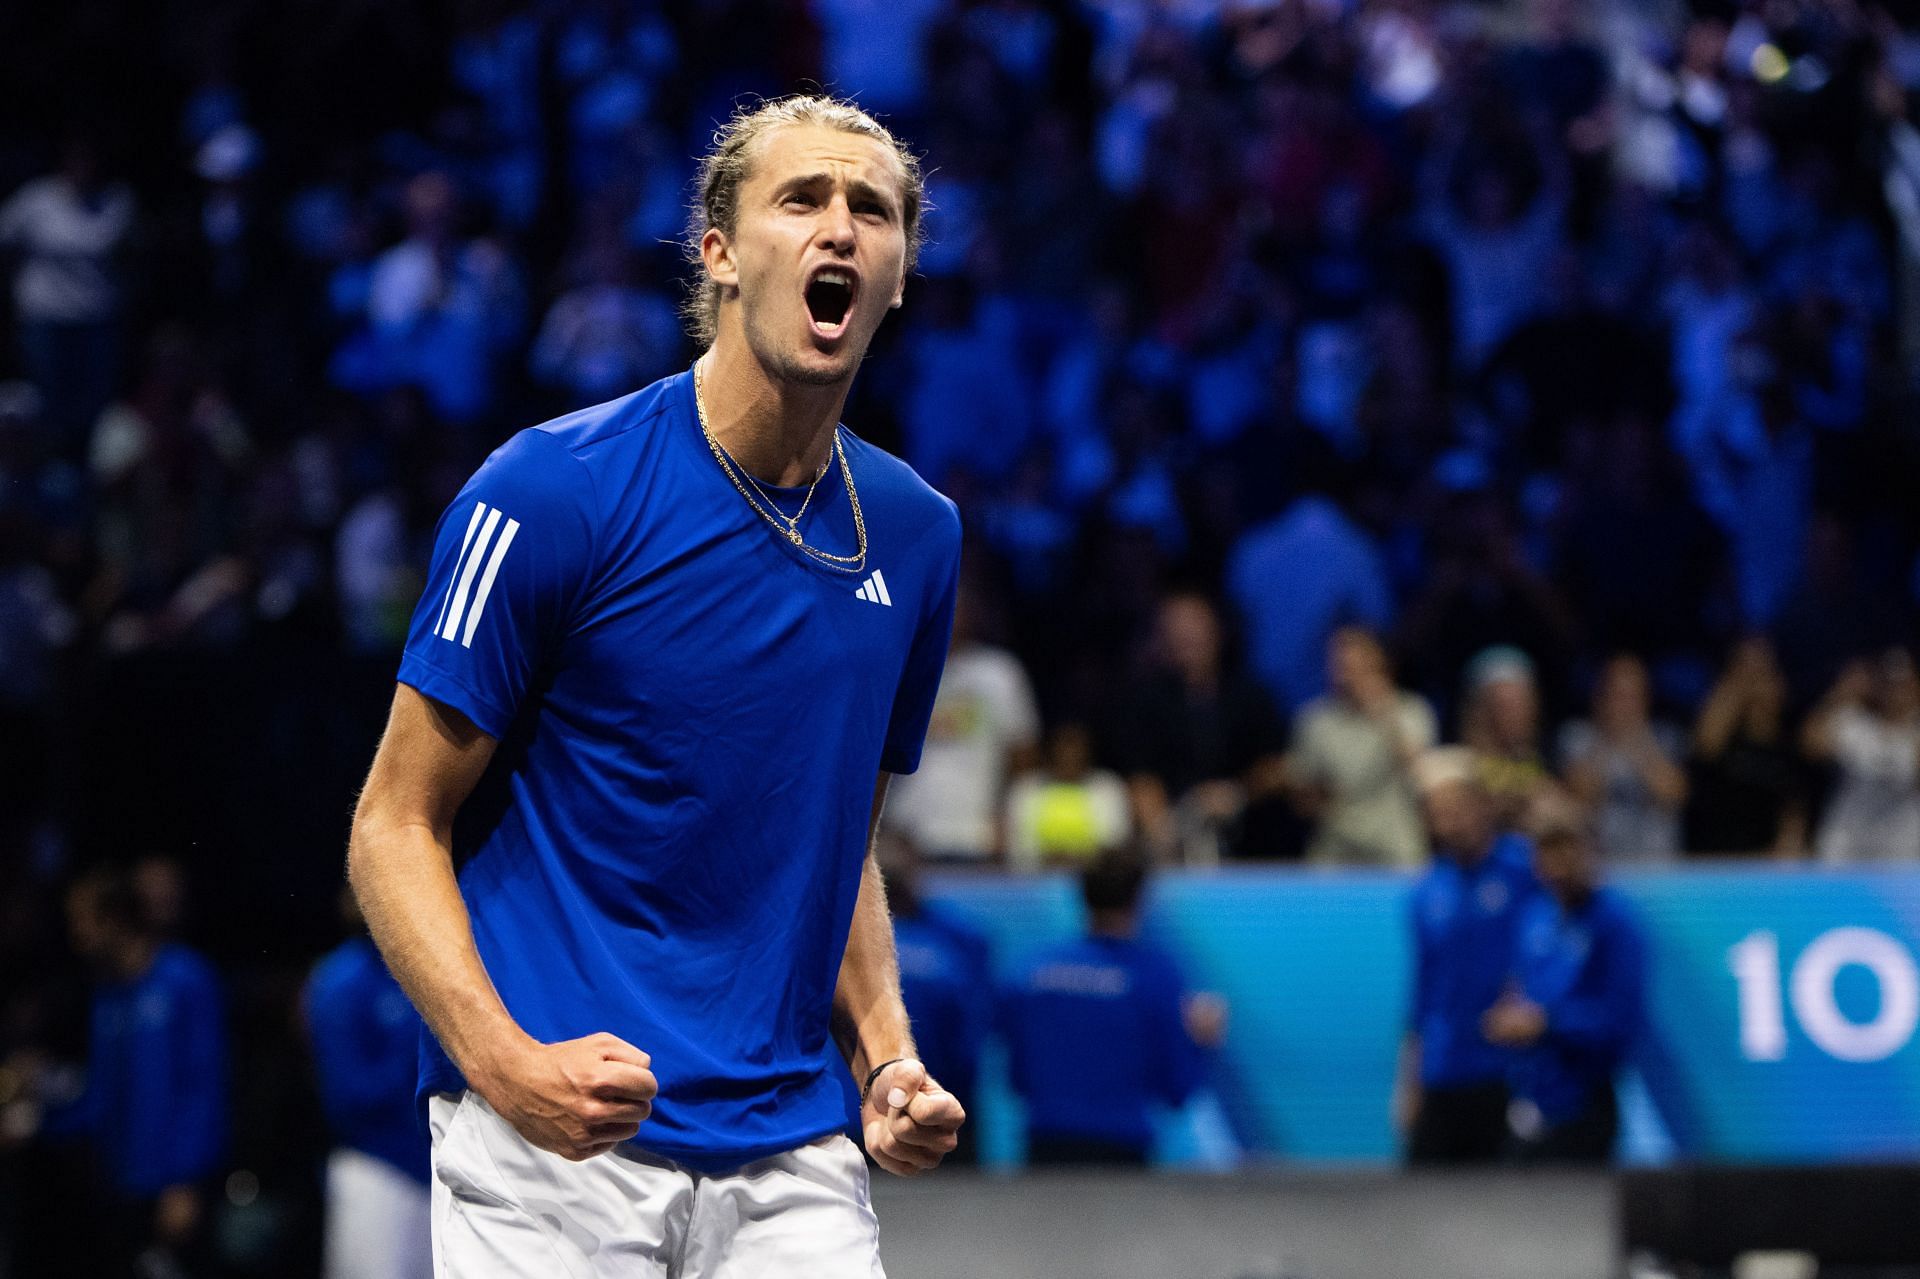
348, 682, 655, 1160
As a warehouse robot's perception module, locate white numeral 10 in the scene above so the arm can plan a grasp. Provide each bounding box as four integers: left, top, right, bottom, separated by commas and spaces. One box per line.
1728, 928, 1920, 1063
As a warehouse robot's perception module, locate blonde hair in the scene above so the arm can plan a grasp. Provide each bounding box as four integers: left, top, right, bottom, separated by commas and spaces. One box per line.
682, 94, 926, 349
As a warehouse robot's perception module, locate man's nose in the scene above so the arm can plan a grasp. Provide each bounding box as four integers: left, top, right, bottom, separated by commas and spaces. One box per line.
818, 196, 856, 253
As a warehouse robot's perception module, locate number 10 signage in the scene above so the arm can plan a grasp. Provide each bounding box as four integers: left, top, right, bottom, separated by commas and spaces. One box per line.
1631, 870, 1920, 1161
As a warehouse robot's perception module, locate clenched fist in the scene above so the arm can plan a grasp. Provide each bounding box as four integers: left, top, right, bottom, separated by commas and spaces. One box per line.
476, 1031, 658, 1161
861, 1058, 965, 1176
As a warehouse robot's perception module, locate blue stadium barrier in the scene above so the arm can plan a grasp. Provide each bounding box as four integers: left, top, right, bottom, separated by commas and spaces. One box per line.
923, 866, 1920, 1168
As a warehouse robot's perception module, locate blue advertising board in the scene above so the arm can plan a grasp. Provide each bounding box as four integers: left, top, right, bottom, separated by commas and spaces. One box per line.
922, 867, 1920, 1167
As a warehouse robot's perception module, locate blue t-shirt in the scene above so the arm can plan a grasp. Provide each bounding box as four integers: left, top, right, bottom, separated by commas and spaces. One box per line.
305, 937, 431, 1183
1408, 834, 1538, 1089
1509, 886, 1647, 1125
396, 369, 961, 1172
47, 944, 228, 1198
1001, 934, 1204, 1153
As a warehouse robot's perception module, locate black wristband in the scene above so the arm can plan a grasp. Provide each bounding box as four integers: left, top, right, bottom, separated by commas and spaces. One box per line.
861, 1057, 908, 1105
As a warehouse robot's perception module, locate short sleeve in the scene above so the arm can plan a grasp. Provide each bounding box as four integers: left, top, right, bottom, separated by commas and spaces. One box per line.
880, 509, 962, 775
397, 428, 598, 738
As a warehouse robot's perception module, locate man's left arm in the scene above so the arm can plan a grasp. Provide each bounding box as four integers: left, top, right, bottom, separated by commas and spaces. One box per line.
834, 772, 966, 1176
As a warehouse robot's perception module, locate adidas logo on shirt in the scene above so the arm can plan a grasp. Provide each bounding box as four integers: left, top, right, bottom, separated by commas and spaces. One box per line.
852, 569, 892, 607
434, 500, 520, 647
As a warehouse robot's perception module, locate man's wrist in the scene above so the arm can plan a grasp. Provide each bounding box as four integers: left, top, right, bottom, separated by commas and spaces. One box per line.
458, 1024, 536, 1095
861, 1058, 909, 1105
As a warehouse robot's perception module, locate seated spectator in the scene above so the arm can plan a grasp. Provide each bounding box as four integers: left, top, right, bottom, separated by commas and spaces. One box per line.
304, 889, 431, 1279
1001, 848, 1226, 1166
874, 831, 992, 1165
885, 579, 1040, 863
1557, 654, 1688, 863
1461, 646, 1553, 831
34, 866, 227, 1275
1398, 748, 1538, 1167
1484, 792, 1647, 1165
1005, 721, 1132, 871
1287, 625, 1437, 868
1686, 637, 1807, 856
1804, 648, 1920, 863
1114, 590, 1292, 862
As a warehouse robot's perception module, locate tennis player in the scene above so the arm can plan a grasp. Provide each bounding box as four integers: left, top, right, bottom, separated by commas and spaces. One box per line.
347, 95, 964, 1276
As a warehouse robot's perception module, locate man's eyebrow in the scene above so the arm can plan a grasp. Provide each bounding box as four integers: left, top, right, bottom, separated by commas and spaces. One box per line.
774, 171, 898, 212
846, 178, 898, 211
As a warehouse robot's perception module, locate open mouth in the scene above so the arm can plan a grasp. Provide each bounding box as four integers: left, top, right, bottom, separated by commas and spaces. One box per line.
804, 268, 857, 335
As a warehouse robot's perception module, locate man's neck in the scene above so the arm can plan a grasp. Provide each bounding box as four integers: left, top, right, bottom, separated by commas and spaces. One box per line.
698, 336, 851, 488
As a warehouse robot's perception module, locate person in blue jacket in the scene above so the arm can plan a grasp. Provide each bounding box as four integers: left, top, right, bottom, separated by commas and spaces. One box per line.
1398, 747, 1538, 1165
1482, 792, 1648, 1163
875, 829, 992, 1165
45, 864, 228, 1273
1002, 847, 1226, 1165
305, 889, 432, 1279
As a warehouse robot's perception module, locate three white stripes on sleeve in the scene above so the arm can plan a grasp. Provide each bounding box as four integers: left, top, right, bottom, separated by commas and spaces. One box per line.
434, 500, 521, 647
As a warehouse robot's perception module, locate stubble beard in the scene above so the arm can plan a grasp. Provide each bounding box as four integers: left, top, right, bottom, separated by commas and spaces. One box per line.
743, 302, 868, 388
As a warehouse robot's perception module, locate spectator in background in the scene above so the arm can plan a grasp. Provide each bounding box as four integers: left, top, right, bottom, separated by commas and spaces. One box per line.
1005, 721, 1132, 871
886, 578, 1041, 862
1558, 654, 1688, 864
1687, 637, 1807, 857
528, 232, 683, 408
0, 135, 134, 452
305, 889, 431, 1279
1418, 113, 1570, 368
1226, 435, 1393, 714
333, 170, 523, 424
1002, 848, 1226, 1166
874, 830, 992, 1166
1398, 748, 1537, 1166
1804, 648, 1920, 863
1461, 646, 1552, 833
38, 865, 227, 1275
1398, 493, 1579, 715
1114, 590, 1291, 862
1287, 626, 1436, 869
1484, 791, 1647, 1165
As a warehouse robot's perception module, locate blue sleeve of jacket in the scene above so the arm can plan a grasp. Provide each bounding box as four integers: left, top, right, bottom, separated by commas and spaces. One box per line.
1542, 904, 1647, 1057
305, 962, 417, 1126
1147, 955, 1205, 1108
997, 976, 1037, 1103
163, 962, 229, 1186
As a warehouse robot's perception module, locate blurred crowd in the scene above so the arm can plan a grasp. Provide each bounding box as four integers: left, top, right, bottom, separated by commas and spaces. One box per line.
4, 0, 1920, 1272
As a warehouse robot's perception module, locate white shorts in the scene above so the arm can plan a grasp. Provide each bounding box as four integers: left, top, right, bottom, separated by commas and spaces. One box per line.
428, 1091, 886, 1278
325, 1147, 433, 1279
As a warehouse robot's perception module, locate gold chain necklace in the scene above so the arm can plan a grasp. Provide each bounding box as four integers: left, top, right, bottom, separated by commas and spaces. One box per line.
740, 440, 831, 537
693, 359, 868, 573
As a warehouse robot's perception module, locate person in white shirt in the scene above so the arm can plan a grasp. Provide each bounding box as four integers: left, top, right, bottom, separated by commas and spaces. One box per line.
1288, 627, 1436, 868
1558, 654, 1689, 864
1804, 648, 1920, 863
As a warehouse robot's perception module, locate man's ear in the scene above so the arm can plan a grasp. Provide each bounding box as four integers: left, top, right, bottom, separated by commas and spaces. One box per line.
701, 227, 738, 288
